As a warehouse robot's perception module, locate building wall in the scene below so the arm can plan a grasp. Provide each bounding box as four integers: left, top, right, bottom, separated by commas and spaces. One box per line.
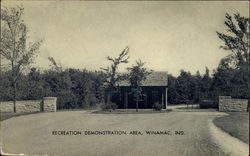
219, 96, 248, 112
0, 97, 57, 113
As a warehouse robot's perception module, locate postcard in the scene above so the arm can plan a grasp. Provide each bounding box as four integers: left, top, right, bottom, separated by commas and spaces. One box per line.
0, 1, 249, 156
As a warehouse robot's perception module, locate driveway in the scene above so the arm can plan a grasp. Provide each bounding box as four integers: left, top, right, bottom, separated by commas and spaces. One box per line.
1, 109, 228, 156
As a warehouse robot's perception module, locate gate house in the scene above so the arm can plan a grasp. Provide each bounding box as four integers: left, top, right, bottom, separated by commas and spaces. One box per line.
111, 72, 168, 109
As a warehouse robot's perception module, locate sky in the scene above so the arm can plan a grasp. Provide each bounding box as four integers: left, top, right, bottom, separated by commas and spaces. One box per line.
1, 1, 249, 76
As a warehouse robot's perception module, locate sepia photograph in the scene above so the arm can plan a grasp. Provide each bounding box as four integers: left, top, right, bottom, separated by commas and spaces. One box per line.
0, 0, 249, 156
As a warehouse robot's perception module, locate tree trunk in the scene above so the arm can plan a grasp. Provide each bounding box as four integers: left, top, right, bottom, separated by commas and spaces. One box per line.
13, 81, 17, 113
12, 59, 17, 113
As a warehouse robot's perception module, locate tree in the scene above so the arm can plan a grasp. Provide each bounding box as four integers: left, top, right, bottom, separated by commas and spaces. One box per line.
215, 13, 249, 111
26, 68, 43, 100
193, 70, 202, 103
200, 67, 212, 100
216, 13, 249, 70
101, 47, 129, 104
216, 13, 249, 90
48, 57, 62, 72
127, 60, 152, 111
1, 6, 43, 112
175, 70, 193, 104
167, 74, 178, 104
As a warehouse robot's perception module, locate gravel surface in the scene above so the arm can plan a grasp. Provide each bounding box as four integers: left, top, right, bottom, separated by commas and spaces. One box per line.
1, 110, 228, 156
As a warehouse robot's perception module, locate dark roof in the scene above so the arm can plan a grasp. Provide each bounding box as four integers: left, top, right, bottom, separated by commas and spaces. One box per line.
117, 71, 168, 86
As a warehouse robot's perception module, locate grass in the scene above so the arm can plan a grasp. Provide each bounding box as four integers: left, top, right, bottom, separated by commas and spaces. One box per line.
92, 109, 172, 114
213, 112, 249, 144
0, 112, 40, 121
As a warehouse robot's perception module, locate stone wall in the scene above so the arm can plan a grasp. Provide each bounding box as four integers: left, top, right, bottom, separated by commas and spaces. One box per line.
0, 100, 42, 113
0, 97, 57, 113
219, 96, 248, 112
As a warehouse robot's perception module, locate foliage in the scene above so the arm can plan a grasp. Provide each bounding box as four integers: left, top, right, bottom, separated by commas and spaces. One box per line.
0, 68, 106, 110
127, 60, 152, 111
0, 71, 12, 101
212, 13, 249, 101
100, 102, 118, 112
167, 67, 212, 104
167, 13, 249, 105
0, 6, 43, 112
216, 13, 249, 70
199, 100, 217, 109
152, 102, 162, 111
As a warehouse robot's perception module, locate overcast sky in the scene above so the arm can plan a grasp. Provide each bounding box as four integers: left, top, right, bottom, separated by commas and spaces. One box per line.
2, 1, 249, 76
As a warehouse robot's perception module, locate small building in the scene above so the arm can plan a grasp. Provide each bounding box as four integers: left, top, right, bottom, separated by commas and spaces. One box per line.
111, 72, 168, 109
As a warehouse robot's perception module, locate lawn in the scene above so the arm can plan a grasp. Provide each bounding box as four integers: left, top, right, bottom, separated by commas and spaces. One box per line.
213, 112, 249, 144
0, 112, 40, 121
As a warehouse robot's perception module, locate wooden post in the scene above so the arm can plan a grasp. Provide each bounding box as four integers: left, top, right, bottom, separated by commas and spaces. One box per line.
162, 91, 164, 109
136, 95, 138, 112
165, 87, 168, 109
124, 91, 128, 109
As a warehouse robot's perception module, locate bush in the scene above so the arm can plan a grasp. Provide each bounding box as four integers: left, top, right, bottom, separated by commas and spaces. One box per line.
153, 102, 162, 111
101, 102, 118, 111
199, 100, 218, 109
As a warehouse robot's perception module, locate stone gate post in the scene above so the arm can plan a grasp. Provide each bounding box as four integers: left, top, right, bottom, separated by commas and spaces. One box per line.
42, 97, 57, 112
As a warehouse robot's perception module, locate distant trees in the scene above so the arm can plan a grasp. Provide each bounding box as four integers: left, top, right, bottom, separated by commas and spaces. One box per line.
175, 70, 194, 103
167, 74, 178, 104
200, 67, 212, 100
101, 47, 129, 104
127, 60, 152, 111
167, 67, 212, 105
0, 68, 106, 109
1, 6, 43, 112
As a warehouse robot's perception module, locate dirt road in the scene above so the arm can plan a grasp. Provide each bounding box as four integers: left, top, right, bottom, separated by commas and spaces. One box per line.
1, 110, 228, 156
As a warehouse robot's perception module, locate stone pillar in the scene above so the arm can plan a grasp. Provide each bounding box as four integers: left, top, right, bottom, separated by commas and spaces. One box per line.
43, 97, 57, 112
219, 96, 231, 111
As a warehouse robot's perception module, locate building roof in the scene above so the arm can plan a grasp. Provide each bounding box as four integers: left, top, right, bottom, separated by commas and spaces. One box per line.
117, 71, 168, 87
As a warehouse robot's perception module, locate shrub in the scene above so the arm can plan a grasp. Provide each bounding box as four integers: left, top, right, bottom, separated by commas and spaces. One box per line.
199, 100, 218, 109
101, 102, 118, 111
153, 102, 162, 111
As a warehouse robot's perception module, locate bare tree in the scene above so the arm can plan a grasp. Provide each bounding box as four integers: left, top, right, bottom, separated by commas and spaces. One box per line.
101, 47, 129, 104
48, 57, 62, 72
1, 6, 43, 112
